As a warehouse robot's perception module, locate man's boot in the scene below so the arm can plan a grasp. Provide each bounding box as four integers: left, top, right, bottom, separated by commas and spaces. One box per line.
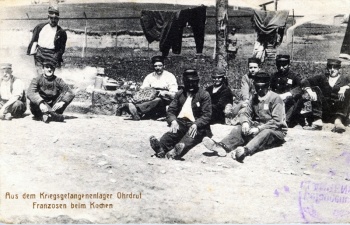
115, 103, 127, 116
128, 104, 140, 120
49, 111, 65, 122
333, 117, 346, 133
149, 136, 165, 158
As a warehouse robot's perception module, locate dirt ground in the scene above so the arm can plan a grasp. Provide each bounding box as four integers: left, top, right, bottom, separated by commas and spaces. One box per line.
1, 12, 350, 223
1, 107, 350, 223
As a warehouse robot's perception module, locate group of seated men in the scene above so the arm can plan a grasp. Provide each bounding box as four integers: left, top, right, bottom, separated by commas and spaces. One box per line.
1, 53, 349, 162
0, 60, 75, 123
113, 55, 349, 162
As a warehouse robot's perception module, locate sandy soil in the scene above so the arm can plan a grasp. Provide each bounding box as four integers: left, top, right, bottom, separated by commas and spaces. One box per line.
0, 110, 350, 224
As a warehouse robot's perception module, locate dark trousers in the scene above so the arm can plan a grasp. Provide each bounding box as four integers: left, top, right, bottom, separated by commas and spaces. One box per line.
220, 125, 285, 155
159, 118, 206, 157
172, 6, 206, 54
307, 86, 350, 123
29, 97, 72, 118
0, 100, 26, 118
284, 98, 302, 127
136, 97, 169, 119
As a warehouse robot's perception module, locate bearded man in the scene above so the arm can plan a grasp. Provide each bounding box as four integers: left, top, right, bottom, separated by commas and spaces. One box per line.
149, 69, 212, 160
0, 63, 26, 120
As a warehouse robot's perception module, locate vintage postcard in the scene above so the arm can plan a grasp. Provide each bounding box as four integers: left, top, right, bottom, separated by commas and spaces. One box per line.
0, 0, 350, 223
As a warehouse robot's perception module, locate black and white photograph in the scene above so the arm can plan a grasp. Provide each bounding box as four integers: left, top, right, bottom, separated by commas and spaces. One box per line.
0, 0, 350, 223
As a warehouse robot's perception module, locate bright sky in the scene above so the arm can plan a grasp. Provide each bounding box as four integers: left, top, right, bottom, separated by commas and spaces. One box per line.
1, 0, 350, 16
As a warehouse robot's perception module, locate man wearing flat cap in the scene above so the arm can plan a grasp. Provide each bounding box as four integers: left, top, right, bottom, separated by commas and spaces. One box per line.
27, 59, 75, 123
203, 71, 287, 163
301, 59, 350, 133
270, 54, 304, 127
116, 55, 178, 120
0, 63, 27, 120
149, 69, 212, 160
205, 68, 233, 124
27, 6, 67, 74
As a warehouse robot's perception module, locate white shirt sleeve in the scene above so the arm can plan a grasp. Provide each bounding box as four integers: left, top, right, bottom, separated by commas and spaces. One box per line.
11, 79, 24, 99
167, 72, 178, 93
140, 74, 152, 89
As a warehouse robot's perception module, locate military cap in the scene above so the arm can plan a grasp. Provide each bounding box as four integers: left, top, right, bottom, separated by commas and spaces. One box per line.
212, 67, 226, 78
248, 57, 261, 65
183, 69, 199, 81
42, 60, 57, 68
253, 71, 270, 83
0, 63, 12, 69
48, 6, 60, 17
327, 59, 341, 67
276, 54, 290, 63
151, 55, 164, 65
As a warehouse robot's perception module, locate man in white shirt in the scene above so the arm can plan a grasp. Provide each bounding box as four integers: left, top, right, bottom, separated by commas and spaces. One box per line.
27, 6, 67, 74
116, 56, 178, 120
0, 63, 26, 120
149, 69, 212, 160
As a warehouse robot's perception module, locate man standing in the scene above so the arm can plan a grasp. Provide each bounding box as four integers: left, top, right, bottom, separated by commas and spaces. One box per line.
149, 69, 212, 159
27, 6, 67, 73
27, 60, 75, 123
270, 54, 305, 127
301, 59, 350, 133
116, 56, 178, 120
206, 69, 233, 124
203, 71, 287, 162
0, 63, 26, 120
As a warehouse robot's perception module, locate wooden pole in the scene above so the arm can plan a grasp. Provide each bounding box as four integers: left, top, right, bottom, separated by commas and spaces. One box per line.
274, 0, 278, 11
291, 9, 294, 62
82, 12, 87, 58
216, 0, 228, 76
115, 22, 118, 56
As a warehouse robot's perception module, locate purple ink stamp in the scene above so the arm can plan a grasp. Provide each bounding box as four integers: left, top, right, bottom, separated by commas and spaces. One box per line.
299, 180, 350, 223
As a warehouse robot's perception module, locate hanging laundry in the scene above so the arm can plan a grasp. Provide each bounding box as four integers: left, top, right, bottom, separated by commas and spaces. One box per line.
340, 14, 350, 60
252, 10, 289, 61
140, 10, 179, 56
140, 6, 207, 56
173, 5, 207, 55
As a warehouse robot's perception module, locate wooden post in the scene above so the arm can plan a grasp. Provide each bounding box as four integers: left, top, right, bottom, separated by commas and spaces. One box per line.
115, 22, 118, 56
291, 9, 294, 62
82, 12, 87, 58
216, 0, 228, 76
274, 0, 278, 11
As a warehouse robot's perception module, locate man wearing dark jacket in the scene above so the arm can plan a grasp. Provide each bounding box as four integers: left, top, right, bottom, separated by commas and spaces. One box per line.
301, 59, 350, 133
149, 69, 212, 159
203, 71, 287, 163
27, 6, 67, 74
206, 69, 233, 124
270, 54, 304, 127
27, 60, 75, 123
